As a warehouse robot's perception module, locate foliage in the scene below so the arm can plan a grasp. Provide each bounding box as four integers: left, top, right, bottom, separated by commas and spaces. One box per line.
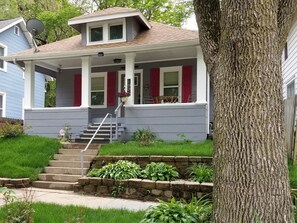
99, 140, 213, 157
142, 162, 179, 181
188, 164, 213, 183
0, 122, 24, 138
289, 161, 297, 188
0, 135, 60, 180
87, 160, 142, 180
132, 129, 156, 146
45, 80, 56, 107
177, 133, 192, 143
141, 197, 212, 223
59, 124, 72, 142
1, 188, 35, 223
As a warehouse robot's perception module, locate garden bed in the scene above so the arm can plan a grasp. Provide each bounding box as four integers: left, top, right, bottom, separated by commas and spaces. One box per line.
75, 177, 213, 202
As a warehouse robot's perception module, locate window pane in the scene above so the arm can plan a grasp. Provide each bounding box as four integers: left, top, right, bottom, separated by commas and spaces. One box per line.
91, 77, 104, 91
164, 87, 178, 96
91, 92, 104, 105
91, 27, 103, 42
110, 25, 123, 40
164, 71, 178, 86
0, 47, 3, 56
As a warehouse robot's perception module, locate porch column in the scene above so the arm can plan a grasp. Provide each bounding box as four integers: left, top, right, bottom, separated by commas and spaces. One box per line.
24, 61, 35, 109
196, 46, 207, 103
125, 53, 136, 106
81, 56, 91, 108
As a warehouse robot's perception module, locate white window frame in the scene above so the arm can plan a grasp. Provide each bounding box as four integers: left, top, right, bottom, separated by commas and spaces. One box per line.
160, 66, 182, 102
86, 18, 126, 45
0, 91, 6, 118
0, 43, 7, 72
14, 26, 20, 36
90, 72, 107, 108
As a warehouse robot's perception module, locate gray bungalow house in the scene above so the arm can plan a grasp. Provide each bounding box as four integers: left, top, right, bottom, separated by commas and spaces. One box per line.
4, 7, 209, 141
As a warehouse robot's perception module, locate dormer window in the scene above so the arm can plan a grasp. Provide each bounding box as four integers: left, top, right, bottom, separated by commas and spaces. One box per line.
91, 27, 103, 42
109, 24, 123, 40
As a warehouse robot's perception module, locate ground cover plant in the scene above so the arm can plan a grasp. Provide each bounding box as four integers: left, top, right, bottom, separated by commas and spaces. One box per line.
289, 161, 297, 189
99, 140, 213, 156
142, 162, 179, 181
0, 135, 60, 180
132, 128, 156, 146
0, 122, 24, 138
188, 164, 213, 183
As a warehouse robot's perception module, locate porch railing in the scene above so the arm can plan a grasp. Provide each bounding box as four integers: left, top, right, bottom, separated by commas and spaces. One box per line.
80, 113, 112, 176
114, 102, 124, 140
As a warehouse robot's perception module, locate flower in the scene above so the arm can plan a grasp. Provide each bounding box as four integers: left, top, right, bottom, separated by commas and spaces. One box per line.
117, 91, 130, 97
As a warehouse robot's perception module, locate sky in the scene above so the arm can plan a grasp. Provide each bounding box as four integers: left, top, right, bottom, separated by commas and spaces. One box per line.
183, 13, 198, 30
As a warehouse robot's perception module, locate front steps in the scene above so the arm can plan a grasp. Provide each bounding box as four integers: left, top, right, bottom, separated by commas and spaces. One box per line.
32, 143, 99, 191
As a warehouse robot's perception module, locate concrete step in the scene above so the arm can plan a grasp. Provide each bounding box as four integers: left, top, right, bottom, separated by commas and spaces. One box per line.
61, 143, 100, 150
44, 167, 88, 175
54, 154, 94, 161
75, 138, 110, 144
38, 173, 81, 182
32, 181, 75, 191
49, 160, 90, 168
59, 149, 98, 156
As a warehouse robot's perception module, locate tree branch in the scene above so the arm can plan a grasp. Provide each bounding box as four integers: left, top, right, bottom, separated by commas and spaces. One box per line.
193, 0, 220, 78
277, 0, 297, 51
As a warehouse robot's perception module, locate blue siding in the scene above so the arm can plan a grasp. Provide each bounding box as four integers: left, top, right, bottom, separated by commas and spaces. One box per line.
0, 24, 45, 119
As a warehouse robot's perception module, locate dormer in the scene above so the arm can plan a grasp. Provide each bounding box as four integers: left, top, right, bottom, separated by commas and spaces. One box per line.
68, 7, 151, 46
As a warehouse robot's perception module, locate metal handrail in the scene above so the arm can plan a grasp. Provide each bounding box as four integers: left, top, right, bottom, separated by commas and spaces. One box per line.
80, 113, 112, 176
114, 102, 124, 140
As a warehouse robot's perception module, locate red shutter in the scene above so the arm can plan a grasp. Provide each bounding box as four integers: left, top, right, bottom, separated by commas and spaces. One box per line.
182, 66, 192, 103
73, 74, 82, 106
107, 71, 116, 106
150, 68, 160, 98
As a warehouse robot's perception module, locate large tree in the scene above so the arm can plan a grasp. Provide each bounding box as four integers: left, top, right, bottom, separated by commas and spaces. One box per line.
194, 0, 297, 222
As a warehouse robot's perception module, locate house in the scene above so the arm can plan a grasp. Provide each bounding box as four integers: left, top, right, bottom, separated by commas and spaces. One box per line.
3, 7, 210, 141
0, 17, 45, 120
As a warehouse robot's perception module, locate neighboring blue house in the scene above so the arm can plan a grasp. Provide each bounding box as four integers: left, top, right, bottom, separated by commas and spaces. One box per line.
0, 17, 45, 119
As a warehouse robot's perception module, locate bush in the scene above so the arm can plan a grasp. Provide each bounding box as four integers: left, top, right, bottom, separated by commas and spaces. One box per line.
87, 160, 142, 180
132, 129, 156, 146
0, 122, 24, 138
141, 197, 212, 223
142, 162, 179, 181
188, 164, 213, 183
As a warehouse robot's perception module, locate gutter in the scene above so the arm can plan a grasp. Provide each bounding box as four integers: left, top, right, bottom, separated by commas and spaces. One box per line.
12, 59, 25, 71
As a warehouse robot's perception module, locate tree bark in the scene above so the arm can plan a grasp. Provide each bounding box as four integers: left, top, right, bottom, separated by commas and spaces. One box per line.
194, 0, 297, 222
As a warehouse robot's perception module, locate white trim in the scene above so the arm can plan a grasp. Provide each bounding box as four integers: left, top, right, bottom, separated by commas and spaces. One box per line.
25, 107, 87, 111
160, 66, 182, 102
68, 11, 151, 29
0, 43, 8, 72
14, 25, 20, 36
0, 18, 23, 33
125, 101, 207, 108
90, 72, 107, 108
0, 91, 6, 117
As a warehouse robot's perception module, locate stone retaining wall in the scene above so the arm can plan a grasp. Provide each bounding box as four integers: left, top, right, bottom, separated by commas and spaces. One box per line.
91, 156, 212, 178
0, 178, 30, 188
75, 177, 213, 202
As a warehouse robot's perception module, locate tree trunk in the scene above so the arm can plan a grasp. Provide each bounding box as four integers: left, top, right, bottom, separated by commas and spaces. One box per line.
194, 0, 295, 222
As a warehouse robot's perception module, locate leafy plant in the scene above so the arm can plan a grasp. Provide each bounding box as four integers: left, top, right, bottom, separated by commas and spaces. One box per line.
87, 160, 142, 180
177, 133, 192, 143
132, 129, 156, 146
0, 122, 24, 138
142, 162, 179, 181
141, 197, 212, 223
59, 124, 72, 142
188, 164, 213, 183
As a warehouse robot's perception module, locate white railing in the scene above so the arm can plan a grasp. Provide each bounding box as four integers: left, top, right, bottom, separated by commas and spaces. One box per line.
80, 113, 112, 176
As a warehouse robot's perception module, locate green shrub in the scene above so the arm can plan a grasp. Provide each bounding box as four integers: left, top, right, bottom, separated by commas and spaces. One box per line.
142, 162, 179, 181
87, 160, 142, 180
188, 164, 213, 183
0, 122, 24, 138
141, 197, 212, 223
132, 129, 156, 146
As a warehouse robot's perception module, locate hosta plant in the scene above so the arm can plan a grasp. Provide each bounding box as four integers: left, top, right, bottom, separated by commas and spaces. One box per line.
142, 162, 179, 181
87, 160, 142, 180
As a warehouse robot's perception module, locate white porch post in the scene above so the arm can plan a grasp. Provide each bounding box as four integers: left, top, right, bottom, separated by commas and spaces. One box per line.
81, 56, 91, 108
196, 46, 207, 103
24, 61, 35, 109
125, 53, 136, 106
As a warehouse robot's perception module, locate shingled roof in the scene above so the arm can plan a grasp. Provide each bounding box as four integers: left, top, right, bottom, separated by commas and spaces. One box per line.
0, 17, 22, 33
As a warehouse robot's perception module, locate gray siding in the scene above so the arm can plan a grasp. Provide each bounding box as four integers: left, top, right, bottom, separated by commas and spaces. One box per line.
126, 17, 142, 41
81, 24, 87, 45
25, 108, 89, 138
125, 104, 207, 141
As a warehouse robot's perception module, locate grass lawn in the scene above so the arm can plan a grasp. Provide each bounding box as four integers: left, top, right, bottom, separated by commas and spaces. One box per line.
99, 140, 213, 156
0, 202, 145, 223
0, 135, 61, 180
289, 162, 297, 189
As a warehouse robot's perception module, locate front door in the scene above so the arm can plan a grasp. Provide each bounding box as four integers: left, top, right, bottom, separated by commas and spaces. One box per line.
119, 72, 142, 105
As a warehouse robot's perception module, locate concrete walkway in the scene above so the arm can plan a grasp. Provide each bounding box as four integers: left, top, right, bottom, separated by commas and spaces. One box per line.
0, 187, 158, 211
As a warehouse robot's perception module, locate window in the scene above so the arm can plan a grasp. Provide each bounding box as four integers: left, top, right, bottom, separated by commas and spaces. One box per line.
0, 92, 5, 117
284, 42, 288, 60
109, 24, 123, 40
0, 44, 7, 71
91, 73, 106, 106
14, 26, 19, 36
90, 27, 103, 42
287, 81, 295, 98
160, 66, 182, 101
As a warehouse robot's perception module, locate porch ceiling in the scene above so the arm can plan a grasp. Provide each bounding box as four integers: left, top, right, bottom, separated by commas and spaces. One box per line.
35, 46, 197, 74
